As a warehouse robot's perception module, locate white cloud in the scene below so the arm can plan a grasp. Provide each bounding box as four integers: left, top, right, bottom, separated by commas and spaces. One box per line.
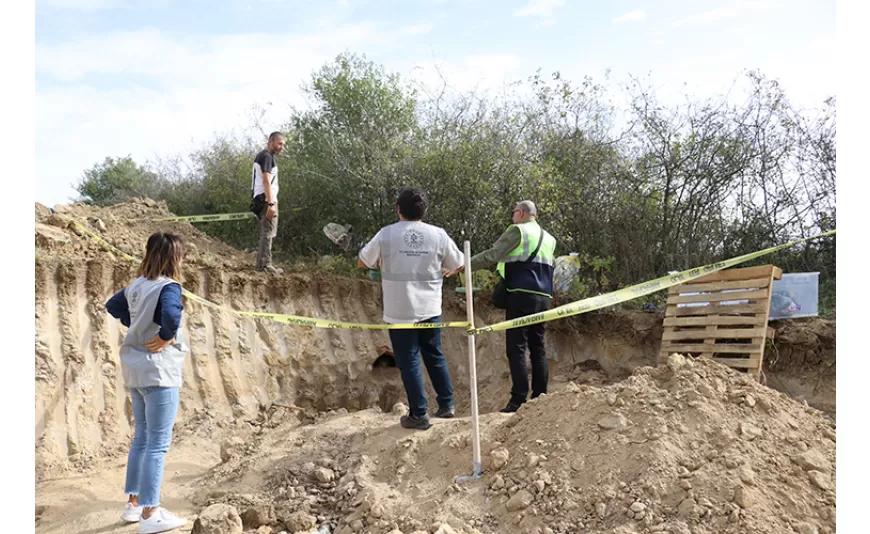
672, 6, 737, 26
402, 23, 434, 35
34, 22, 395, 206
614, 9, 646, 23
36, 24, 386, 85
514, 0, 565, 18
38, 0, 128, 9
671, 0, 782, 27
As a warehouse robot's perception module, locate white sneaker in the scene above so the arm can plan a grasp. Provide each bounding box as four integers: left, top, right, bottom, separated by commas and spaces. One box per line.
121, 502, 142, 522
138, 507, 187, 534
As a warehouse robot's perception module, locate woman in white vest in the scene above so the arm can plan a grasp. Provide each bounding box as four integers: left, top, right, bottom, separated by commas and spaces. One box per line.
105, 232, 189, 534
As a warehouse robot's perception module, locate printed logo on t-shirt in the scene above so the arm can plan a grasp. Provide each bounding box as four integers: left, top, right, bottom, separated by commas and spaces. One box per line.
403, 229, 425, 249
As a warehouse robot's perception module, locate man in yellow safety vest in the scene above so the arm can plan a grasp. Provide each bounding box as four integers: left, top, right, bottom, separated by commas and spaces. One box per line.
469, 200, 557, 413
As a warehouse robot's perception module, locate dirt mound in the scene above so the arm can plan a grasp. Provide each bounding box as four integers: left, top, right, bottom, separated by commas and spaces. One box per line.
34, 198, 657, 479
36, 198, 249, 268
196, 354, 835, 534
34, 199, 836, 534
765, 318, 836, 417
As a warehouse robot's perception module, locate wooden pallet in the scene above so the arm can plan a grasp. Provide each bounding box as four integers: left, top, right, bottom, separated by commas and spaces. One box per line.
657, 265, 782, 377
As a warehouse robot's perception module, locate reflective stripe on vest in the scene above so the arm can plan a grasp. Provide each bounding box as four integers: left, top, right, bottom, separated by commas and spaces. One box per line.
496, 221, 557, 297
497, 221, 556, 277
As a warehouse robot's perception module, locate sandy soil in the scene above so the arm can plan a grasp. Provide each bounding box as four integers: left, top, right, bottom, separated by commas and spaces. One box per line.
34, 199, 836, 534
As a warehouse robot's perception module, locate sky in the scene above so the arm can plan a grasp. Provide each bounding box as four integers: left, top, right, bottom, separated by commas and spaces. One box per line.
34, 0, 836, 207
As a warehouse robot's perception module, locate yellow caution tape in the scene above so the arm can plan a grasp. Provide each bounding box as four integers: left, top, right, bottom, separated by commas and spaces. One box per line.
151, 208, 304, 223
70, 221, 469, 330
71, 221, 140, 263
70, 221, 834, 334
151, 212, 256, 222
470, 230, 836, 334
182, 290, 469, 329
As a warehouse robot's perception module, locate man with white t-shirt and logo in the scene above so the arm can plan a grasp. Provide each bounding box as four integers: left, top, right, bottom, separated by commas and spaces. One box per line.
358, 187, 464, 430
250, 131, 285, 274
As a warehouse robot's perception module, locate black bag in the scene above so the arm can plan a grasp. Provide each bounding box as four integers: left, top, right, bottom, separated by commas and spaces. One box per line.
490, 278, 510, 309
250, 193, 266, 216
490, 226, 545, 309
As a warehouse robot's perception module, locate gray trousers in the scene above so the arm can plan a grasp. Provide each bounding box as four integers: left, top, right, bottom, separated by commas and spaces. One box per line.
256, 203, 277, 268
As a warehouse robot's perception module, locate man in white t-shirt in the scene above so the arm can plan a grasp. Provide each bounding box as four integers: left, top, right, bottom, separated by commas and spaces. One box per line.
250, 131, 286, 274
358, 187, 464, 430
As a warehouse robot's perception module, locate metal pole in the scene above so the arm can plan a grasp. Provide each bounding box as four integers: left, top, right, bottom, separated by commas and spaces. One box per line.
456, 240, 482, 481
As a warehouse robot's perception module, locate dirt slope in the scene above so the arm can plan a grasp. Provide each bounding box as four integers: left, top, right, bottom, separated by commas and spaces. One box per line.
34, 199, 836, 534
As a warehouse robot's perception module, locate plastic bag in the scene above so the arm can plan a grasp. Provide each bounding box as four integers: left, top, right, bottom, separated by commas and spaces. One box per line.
323, 222, 354, 251
553, 253, 581, 295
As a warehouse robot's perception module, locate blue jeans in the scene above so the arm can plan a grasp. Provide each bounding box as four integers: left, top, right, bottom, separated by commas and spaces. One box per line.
124, 386, 179, 507
388, 316, 454, 418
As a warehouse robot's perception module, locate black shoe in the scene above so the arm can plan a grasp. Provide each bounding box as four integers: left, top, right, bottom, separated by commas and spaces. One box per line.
400, 414, 432, 430
500, 402, 523, 413
434, 406, 455, 419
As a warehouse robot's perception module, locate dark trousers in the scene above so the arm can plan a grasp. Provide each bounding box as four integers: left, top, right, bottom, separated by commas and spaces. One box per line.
505, 292, 551, 405
388, 316, 454, 418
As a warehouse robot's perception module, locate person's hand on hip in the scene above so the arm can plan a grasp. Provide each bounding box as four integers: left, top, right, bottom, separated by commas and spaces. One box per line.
145, 335, 174, 353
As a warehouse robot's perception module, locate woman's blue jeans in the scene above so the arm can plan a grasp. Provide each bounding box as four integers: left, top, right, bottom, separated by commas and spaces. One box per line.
124, 386, 179, 507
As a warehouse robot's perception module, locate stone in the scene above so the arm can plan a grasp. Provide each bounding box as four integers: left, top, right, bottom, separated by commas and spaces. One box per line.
241, 504, 276, 529
733, 486, 756, 509
282, 511, 316, 532
630, 502, 646, 513
191, 504, 243, 534
434, 524, 457, 534
506, 489, 534, 511
791, 450, 831, 473
597, 413, 628, 431
795, 522, 820, 534
490, 448, 510, 471
666, 353, 687, 372
35, 223, 71, 248
391, 402, 408, 415
744, 395, 756, 407
314, 467, 336, 483
596, 502, 607, 518
677, 498, 698, 518
739, 467, 757, 486
47, 213, 73, 229
533, 480, 546, 493
807, 470, 832, 491
219, 437, 245, 463
491, 475, 505, 490
739, 423, 763, 441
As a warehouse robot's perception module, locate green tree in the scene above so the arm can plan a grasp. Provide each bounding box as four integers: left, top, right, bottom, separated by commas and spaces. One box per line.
282, 52, 419, 254
75, 155, 163, 206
